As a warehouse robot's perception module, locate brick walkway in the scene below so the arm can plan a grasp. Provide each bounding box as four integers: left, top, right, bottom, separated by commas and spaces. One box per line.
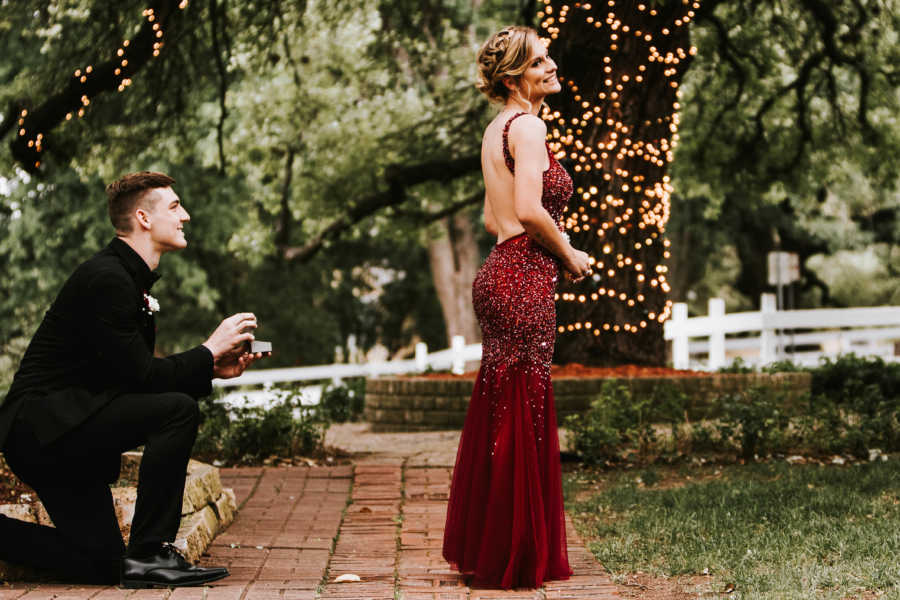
0, 458, 621, 599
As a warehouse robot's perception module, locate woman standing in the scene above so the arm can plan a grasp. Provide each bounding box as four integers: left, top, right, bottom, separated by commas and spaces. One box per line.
442, 26, 591, 589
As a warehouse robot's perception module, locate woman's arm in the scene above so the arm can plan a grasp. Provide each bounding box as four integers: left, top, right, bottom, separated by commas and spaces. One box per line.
509, 115, 590, 278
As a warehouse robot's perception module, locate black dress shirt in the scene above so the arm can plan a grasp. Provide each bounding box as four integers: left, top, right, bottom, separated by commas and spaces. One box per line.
0, 238, 213, 448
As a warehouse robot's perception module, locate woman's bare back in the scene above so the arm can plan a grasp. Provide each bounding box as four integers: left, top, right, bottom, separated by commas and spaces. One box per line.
481, 111, 551, 243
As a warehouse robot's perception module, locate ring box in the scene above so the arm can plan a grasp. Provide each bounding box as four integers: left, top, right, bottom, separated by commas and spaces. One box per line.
250, 340, 272, 353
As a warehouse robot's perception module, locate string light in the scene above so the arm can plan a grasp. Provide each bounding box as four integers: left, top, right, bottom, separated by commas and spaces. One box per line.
15, 3, 190, 169
538, 0, 698, 336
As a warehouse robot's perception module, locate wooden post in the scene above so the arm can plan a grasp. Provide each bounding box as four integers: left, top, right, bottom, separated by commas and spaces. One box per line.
451, 335, 465, 375
760, 293, 777, 364
671, 303, 689, 370
415, 342, 428, 372
708, 298, 726, 370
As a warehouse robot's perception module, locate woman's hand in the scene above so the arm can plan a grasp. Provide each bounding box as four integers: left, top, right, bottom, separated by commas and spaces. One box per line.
562, 248, 592, 283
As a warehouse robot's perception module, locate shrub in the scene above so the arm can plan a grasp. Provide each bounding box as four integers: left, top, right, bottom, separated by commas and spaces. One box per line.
652, 383, 691, 451
809, 355, 900, 455
718, 357, 755, 373
317, 378, 366, 423
567, 355, 900, 464
716, 386, 791, 459
195, 388, 328, 465
566, 381, 663, 463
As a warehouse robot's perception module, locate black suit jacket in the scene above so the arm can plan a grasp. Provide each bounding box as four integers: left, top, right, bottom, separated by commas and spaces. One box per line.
0, 238, 213, 449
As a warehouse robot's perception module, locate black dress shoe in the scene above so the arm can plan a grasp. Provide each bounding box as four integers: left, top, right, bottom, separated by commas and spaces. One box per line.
120, 543, 229, 588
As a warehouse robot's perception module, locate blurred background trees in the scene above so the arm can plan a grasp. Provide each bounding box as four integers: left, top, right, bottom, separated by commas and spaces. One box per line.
1, 0, 897, 382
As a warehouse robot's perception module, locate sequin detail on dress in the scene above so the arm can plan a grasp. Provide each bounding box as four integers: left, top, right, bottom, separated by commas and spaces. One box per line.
442, 112, 573, 589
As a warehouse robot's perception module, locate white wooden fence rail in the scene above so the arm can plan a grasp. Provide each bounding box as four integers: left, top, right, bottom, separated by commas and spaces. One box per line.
664, 293, 900, 370
213, 336, 482, 387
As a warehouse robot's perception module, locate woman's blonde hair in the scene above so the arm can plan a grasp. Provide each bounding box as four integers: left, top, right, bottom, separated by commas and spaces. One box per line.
476, 26, 540, 104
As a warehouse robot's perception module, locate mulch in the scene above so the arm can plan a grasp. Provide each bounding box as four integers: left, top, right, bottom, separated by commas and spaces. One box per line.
0, 458, 34, 504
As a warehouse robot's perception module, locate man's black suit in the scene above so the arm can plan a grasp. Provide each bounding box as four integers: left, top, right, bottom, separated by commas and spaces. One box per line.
0, 238, 214, 582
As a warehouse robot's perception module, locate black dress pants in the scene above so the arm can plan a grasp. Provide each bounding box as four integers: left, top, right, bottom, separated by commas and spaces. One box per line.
0, 391, 199, 584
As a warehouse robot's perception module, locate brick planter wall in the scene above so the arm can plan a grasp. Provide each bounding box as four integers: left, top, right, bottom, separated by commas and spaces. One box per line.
364, 372, 812, 431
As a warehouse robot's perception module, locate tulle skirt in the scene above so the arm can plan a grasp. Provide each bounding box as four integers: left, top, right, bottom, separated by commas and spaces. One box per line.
442, 362, 571, 588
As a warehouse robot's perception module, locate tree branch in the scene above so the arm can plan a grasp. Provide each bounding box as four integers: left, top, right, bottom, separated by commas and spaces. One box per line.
697, 11, 748, 161
394, 188, 483, 223
8, 0, 186, 173
281, 154, 480, 262
209, 0, 230, 173
275, 147, 297, 249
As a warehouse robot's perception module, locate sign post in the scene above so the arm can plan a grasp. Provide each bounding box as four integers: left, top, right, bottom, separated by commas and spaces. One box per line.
767, 251, 801, 358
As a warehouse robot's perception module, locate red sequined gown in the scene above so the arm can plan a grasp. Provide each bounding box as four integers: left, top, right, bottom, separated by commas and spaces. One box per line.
442, 112, 573, 589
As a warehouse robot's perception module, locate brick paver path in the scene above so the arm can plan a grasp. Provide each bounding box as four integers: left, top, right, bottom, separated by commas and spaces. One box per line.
0, 457, 620, 599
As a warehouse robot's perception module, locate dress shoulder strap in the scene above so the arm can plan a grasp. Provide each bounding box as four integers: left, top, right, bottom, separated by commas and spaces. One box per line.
501, 111, 529, 174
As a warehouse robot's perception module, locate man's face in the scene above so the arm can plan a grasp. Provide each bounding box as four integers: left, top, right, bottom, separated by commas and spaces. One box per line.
143, 187, 190, 252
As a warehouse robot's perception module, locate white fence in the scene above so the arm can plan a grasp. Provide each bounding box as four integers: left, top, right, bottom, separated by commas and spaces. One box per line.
217, 295, 900, 387
213, 335, 482, 388
664, 294, 900, 370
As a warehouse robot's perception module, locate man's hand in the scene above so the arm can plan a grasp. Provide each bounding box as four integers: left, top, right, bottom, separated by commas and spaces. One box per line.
212, 346, 266, 379
203, 313, 270, 378
203, 313, 257, 359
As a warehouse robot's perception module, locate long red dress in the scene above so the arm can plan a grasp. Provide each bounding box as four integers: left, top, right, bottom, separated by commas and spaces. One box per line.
442, 112, 573, 589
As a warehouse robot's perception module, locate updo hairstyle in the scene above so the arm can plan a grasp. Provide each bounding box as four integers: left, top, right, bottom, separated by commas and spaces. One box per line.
476, 26, 539, 104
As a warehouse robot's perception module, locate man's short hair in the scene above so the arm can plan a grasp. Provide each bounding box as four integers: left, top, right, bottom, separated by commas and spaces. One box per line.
106, 171, 175, 232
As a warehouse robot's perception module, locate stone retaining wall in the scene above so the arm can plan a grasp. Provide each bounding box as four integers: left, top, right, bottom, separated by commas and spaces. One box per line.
364, 372, 812, 431
0, 452, 235, 581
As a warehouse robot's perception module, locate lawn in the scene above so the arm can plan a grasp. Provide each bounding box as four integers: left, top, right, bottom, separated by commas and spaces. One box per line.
564, 459, 900, 599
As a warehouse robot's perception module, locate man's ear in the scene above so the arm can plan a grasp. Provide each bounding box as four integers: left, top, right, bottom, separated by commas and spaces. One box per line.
134, 207, 152, 231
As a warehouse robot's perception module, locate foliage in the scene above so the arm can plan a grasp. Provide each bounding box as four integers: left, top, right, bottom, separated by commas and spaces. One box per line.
564, 381, 659, 464
317, 378, 366, 423
716, 386, 791, 460
193, 388, 327, 465
671, 0, 900, 310
565, 460, 900, 599
811, 353, 900, 405
567, 355, 900, 464
0, 0, 507, 386
810, 354, 900, 457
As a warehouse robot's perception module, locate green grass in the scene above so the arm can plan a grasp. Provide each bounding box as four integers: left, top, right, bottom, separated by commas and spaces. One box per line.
565, 460, 900, 599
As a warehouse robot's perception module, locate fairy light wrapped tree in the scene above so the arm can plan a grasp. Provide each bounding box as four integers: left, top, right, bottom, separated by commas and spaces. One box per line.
540, 0, 699, 365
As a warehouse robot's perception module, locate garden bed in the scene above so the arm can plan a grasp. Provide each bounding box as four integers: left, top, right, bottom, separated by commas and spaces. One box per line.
363, 365, 811, 431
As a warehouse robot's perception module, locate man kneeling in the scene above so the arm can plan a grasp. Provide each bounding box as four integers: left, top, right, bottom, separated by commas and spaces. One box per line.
0, 172, 266, 587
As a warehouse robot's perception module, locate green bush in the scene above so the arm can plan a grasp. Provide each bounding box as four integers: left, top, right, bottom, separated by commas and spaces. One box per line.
566, 381, 675, 463
811, 354, 900, 404
718, 357, 755, 373
194, 388, 328, 465
716, 386, 791, 459
317, 378, 365, 423
567, 354, 900, 464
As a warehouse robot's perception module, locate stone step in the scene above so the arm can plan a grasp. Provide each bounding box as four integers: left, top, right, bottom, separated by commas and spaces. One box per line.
0, 451, 236, 581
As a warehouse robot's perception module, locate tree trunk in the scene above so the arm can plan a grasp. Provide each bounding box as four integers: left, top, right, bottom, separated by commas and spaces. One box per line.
543, 1, 699, 365
427, 212, 481, 346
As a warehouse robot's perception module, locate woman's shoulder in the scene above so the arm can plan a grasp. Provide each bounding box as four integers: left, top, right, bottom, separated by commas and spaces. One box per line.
506, 112, 547, 141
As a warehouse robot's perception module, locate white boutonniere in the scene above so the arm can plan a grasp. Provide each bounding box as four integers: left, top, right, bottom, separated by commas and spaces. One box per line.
143, 292, 160, 315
